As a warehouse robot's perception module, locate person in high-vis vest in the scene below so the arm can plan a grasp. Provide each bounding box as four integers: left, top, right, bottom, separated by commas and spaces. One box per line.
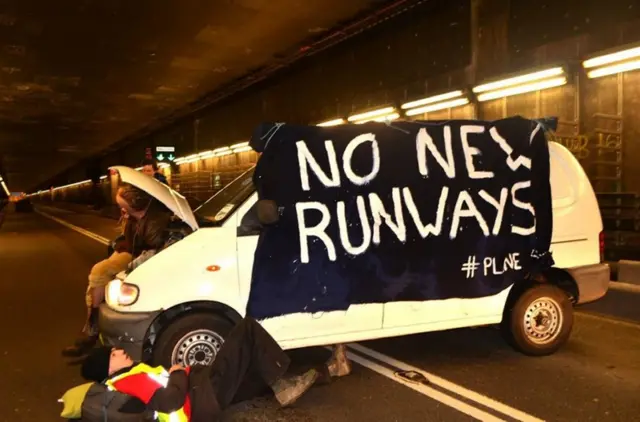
80, 316, 320, 421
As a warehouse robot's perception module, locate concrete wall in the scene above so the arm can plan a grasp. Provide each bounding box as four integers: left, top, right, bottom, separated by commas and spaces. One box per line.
50, 0, 640, 194
38, 0, 640, 259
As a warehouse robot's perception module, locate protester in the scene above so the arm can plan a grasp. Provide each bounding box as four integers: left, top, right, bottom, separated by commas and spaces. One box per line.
141, 158, 169, 185
62, 183, 173, 357
79, 317, 319, 421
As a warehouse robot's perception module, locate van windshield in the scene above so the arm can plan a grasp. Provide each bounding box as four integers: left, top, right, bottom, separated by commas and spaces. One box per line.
195, 167, 256, 226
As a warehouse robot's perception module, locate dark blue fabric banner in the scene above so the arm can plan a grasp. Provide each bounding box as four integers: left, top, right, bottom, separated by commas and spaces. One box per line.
246, 117, 553, 320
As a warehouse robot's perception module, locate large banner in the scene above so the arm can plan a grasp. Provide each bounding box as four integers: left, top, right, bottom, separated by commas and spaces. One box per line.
246, 117, 553, 320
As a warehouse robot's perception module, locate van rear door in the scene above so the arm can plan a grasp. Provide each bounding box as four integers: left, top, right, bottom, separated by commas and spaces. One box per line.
548, 142, 602, 268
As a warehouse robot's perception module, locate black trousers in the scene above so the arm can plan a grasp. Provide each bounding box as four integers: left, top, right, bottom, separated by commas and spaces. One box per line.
208, 317, 291, 410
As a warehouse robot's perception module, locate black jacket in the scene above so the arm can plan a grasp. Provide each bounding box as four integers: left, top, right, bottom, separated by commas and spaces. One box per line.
122, 202, 172, 258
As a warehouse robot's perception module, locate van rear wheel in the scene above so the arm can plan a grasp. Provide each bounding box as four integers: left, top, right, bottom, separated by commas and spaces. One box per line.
503, 284, 573, 356
153, 313, 233, 367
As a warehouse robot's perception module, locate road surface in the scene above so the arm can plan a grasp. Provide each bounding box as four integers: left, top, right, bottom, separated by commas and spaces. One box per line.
1, 206, 639, 422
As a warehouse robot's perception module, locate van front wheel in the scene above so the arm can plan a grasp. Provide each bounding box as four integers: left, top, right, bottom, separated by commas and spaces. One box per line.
503, 284, 573, 356
153, 313, 233, 367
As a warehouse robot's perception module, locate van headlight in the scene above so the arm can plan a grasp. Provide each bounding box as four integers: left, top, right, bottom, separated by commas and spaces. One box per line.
106, 279, 139, 306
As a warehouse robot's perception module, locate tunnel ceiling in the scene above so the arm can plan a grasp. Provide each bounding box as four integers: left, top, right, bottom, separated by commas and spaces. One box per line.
0, 0, 391, 192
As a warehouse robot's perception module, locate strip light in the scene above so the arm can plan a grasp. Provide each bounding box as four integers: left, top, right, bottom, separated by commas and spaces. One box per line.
230, 141, 249, 149
0, 179, 10, 196
356, 112, 400, 124
583, 44, 640, 79
232, 146, 253, 153
405, 98, 470, 116
52, 179, 92, 192
34, 138, 255, 193
401, 90, 465, 110
477, 77, 567, 102
347, 106, 397, 123
588, 60, 640, 78
173, 143, 252, 165
317, 118, 345, 127
583, 46, 640, 69
473, 67, 565, 94
402, 89, 470, 117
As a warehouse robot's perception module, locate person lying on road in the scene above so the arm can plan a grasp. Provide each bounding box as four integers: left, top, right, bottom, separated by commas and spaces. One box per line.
79, 316, 319, 421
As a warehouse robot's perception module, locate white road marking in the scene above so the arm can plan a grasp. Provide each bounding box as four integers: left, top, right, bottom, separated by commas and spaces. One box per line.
35, 209, 110, 245
349, 343, 545, 422
345, 349, 508, 422
41, 206, 546, 421
575, 311, 640, 330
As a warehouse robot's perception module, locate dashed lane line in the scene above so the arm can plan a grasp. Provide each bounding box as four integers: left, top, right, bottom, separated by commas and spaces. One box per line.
36, 209, 110, 245
348, 344, 545, 422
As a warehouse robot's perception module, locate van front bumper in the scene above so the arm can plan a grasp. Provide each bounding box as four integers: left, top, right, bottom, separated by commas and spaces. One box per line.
98, 303, 160, 361
568, 263, 610, 305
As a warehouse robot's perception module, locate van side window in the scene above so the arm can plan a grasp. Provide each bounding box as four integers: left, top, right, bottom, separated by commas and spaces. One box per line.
238, 203, 262, 237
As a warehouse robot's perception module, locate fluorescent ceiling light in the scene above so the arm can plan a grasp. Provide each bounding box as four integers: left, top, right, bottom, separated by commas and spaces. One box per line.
476, 76, 567, 102
317, 118, 345, 127
583, 46, 640, 69
587, 59, 640, 78
405, 98, 470, 116
354, 112, 400, 124
348, 106, 396, 123
371, 112, 400, 122
232, 146, 253, 153
53, 179, 91, 191
473, 67, 564, 93
401, 90, 464, 109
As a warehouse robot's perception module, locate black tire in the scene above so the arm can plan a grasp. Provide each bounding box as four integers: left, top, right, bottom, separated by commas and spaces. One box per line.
153, 313, 233, 367
502, 284, 573, 356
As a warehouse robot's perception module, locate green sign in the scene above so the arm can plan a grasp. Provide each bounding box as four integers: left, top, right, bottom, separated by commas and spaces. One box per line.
157, 153, 175, 162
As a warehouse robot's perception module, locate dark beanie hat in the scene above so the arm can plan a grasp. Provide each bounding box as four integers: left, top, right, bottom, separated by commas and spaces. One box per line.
81, 346, 112, 382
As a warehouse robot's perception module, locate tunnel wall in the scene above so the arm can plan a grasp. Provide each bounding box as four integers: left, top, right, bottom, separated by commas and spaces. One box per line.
48, 0, 640, 194
37, 0, 640, 259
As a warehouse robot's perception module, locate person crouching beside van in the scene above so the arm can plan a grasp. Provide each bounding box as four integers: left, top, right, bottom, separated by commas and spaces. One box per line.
79, 317, 319, 421
63, 184, 173, 357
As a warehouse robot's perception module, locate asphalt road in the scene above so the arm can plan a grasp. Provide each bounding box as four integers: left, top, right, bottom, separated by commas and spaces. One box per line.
2, 205, 640, 422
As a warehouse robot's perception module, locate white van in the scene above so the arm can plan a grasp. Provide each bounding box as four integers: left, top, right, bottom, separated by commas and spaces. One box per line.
100, 140, 609, 367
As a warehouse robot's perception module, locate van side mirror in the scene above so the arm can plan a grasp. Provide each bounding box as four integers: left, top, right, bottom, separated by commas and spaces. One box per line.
256, 200, 279, 225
